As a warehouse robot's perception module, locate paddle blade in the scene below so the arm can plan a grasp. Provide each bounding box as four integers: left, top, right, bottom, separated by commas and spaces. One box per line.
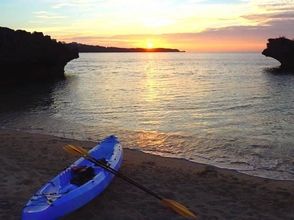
64, 144, 89, 156
64, 144, 89, 157
68, 144, 89, 155
63, 145, 83, 157
161, 199, 197, 219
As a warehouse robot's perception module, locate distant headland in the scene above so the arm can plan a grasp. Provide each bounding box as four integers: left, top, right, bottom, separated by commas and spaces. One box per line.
262, 37, 294, 71
0, 27, 78, 83
68, 42, 184, 53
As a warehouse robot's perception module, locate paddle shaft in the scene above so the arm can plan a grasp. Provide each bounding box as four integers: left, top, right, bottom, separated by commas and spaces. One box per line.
65, 144, 197, 219
83, 154, 163, 200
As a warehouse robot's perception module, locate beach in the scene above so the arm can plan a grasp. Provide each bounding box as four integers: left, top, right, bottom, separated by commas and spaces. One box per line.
0, 129, 293, 220
1, 1, 294, 220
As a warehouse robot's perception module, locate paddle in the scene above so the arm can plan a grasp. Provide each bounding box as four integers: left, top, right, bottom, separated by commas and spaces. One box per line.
63, 144, 197, 219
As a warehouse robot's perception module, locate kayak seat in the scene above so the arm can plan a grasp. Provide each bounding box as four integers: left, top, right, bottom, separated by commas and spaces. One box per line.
70, 167, 95, 186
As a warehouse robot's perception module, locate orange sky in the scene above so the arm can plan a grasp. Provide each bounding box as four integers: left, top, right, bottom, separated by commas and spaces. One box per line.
1, 0, 293, 52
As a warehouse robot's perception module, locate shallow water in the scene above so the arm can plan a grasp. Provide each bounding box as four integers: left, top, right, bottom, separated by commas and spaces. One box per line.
1, 53, 293, 180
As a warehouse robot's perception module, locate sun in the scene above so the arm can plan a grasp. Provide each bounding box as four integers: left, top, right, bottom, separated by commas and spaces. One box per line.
146, 40, 154, 49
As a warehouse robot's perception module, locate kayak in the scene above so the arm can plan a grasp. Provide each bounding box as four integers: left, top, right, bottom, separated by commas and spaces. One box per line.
22, 135, 123, 220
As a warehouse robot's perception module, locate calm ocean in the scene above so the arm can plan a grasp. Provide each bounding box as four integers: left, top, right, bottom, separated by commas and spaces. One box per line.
1, 53, 293, 180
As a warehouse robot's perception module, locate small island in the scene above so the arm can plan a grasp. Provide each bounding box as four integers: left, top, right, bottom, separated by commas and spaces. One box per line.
262, 37, 294, 70
68, 42, 184, 53
0, 27, 79, 83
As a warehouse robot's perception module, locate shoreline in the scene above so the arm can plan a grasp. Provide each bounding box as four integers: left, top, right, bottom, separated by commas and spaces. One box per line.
0, 129, 294, 219
2, 127, 293, 181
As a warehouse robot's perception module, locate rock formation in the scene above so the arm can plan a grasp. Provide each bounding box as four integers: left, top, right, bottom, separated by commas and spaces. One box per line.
262, 37, 294, 70
0, 27, 78, 83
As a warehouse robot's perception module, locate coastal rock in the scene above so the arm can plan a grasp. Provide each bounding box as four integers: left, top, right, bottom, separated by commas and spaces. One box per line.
0, 27, 79, 83
262, 37, 294, 70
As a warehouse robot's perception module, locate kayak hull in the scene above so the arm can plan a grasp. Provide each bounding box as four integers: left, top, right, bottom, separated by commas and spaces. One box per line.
22, 135, 123, 220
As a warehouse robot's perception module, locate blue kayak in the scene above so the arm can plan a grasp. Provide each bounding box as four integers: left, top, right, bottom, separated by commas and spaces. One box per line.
22, 135, 123, 220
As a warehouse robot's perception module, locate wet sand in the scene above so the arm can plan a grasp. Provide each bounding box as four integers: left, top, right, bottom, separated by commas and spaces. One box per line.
0, 129, 293, 220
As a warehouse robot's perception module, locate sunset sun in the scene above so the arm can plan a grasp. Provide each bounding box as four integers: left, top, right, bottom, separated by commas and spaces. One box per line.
146, 40, 154, 49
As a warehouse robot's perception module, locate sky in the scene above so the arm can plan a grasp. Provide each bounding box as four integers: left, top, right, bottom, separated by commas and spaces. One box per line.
0, 0, 293, 52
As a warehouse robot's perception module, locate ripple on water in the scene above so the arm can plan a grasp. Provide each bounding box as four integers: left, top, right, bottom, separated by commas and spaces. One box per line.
0, 53, 293, 180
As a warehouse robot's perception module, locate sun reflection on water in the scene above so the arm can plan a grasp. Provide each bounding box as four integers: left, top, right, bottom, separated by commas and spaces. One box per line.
144, 56, 159, 103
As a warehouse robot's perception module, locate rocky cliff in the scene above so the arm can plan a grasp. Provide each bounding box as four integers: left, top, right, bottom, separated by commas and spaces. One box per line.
262, 37, 294, 70
0, 27, 78, 83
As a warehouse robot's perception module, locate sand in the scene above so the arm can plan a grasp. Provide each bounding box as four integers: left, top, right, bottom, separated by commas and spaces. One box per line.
0, 129, 293, 220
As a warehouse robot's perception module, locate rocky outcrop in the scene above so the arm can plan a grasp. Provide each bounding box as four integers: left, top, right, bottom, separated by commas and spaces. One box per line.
262, 37, 294, 70
0, 27, 78, 83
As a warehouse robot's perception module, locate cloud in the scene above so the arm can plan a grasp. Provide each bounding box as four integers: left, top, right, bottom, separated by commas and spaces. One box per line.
33, 11, 67, 20
243, 11, 294, 23
28, 0, 293, 37
57, 16, 294, 52
241, 0, 294, 23
51, 0, 99, 9
22, 0, 294, 52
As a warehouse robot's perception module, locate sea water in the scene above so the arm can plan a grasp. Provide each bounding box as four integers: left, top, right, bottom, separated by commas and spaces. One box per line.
1, 53, 293, 180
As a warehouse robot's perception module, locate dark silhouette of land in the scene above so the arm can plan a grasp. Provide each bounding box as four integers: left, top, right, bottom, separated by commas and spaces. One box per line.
68, 42, 184, 53
0, 27, 78, 84
0, 26, 184, 84
262, 37, 294, 71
